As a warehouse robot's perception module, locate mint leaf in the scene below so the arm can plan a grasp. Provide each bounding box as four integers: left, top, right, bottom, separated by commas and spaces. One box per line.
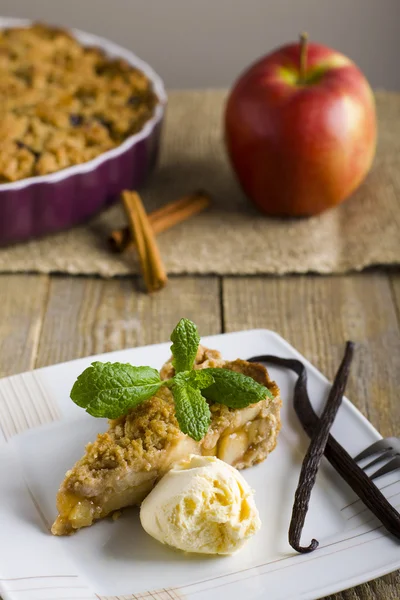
201, 368, 273, 408
172, 382, 211, 441
174, 369, 214, 390
70, 362, 163, 419
170, 318, 200, 373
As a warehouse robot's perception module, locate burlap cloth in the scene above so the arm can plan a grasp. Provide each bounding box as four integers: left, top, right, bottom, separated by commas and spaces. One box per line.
1, 90, 399, 276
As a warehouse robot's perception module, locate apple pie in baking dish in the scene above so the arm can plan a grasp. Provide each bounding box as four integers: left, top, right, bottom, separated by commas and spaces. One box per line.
52, 344, 281, 536
0, 23, 158, 182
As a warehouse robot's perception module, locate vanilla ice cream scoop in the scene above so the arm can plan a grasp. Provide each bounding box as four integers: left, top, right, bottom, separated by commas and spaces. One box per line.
139, 454, 261, 555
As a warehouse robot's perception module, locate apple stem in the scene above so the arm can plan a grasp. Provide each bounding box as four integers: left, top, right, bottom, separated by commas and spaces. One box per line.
299, 32, 308, 83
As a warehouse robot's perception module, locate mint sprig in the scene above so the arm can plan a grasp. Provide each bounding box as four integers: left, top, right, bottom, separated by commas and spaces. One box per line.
70, 318, 274, 440
170, 318, 200, 373
174, 369, 215, 390
201, 368, 274, 408
172, 380, 211, 441
70, 362, 163, 419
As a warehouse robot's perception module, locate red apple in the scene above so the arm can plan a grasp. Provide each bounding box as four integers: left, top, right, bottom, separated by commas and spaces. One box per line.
224, 35, 377, 216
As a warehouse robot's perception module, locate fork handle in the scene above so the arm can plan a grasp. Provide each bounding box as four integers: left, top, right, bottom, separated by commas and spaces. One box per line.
248, 355, 400, 541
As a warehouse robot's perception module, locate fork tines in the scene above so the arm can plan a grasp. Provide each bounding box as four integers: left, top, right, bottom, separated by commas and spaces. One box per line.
354, 437, 400, 480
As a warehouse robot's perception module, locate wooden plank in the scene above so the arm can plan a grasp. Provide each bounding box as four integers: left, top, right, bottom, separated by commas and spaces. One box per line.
223, 273, 400, 434
390, 273, 400, 325
35, 275, 221, 367
0, 274, 49, 377
327, 571, 400, 600
223, 273, 400, 600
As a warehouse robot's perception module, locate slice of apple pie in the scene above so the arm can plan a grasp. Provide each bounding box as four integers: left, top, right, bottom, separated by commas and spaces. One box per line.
51, 346, 281, 535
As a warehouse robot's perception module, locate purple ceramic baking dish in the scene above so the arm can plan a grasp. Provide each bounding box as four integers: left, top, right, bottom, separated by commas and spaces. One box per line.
0, 17, 167, 246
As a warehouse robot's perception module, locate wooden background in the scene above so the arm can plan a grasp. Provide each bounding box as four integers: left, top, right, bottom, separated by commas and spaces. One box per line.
1, 270, 399, 599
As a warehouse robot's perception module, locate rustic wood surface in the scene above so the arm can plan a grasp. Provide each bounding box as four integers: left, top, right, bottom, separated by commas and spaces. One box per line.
0, 271, 399, 600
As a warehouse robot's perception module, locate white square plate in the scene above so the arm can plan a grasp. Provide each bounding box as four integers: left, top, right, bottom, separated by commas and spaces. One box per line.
0, 330, 399, 600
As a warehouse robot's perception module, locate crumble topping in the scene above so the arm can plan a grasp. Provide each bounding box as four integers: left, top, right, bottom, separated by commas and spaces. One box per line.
66, 388, 182, 490
0, 23, 158, 182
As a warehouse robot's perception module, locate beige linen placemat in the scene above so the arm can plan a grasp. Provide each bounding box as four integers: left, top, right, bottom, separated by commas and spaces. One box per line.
0, 90, 399, 276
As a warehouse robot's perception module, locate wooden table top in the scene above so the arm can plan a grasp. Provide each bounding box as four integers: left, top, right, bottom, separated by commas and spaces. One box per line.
1, 270, 399, 600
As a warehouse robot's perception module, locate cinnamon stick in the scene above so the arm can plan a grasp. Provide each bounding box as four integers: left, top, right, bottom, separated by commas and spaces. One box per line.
121, 191, 168, 292
109, 190, 211, 253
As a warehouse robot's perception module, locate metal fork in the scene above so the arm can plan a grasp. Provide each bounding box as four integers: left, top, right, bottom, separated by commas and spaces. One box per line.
354, 437, 400, 479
